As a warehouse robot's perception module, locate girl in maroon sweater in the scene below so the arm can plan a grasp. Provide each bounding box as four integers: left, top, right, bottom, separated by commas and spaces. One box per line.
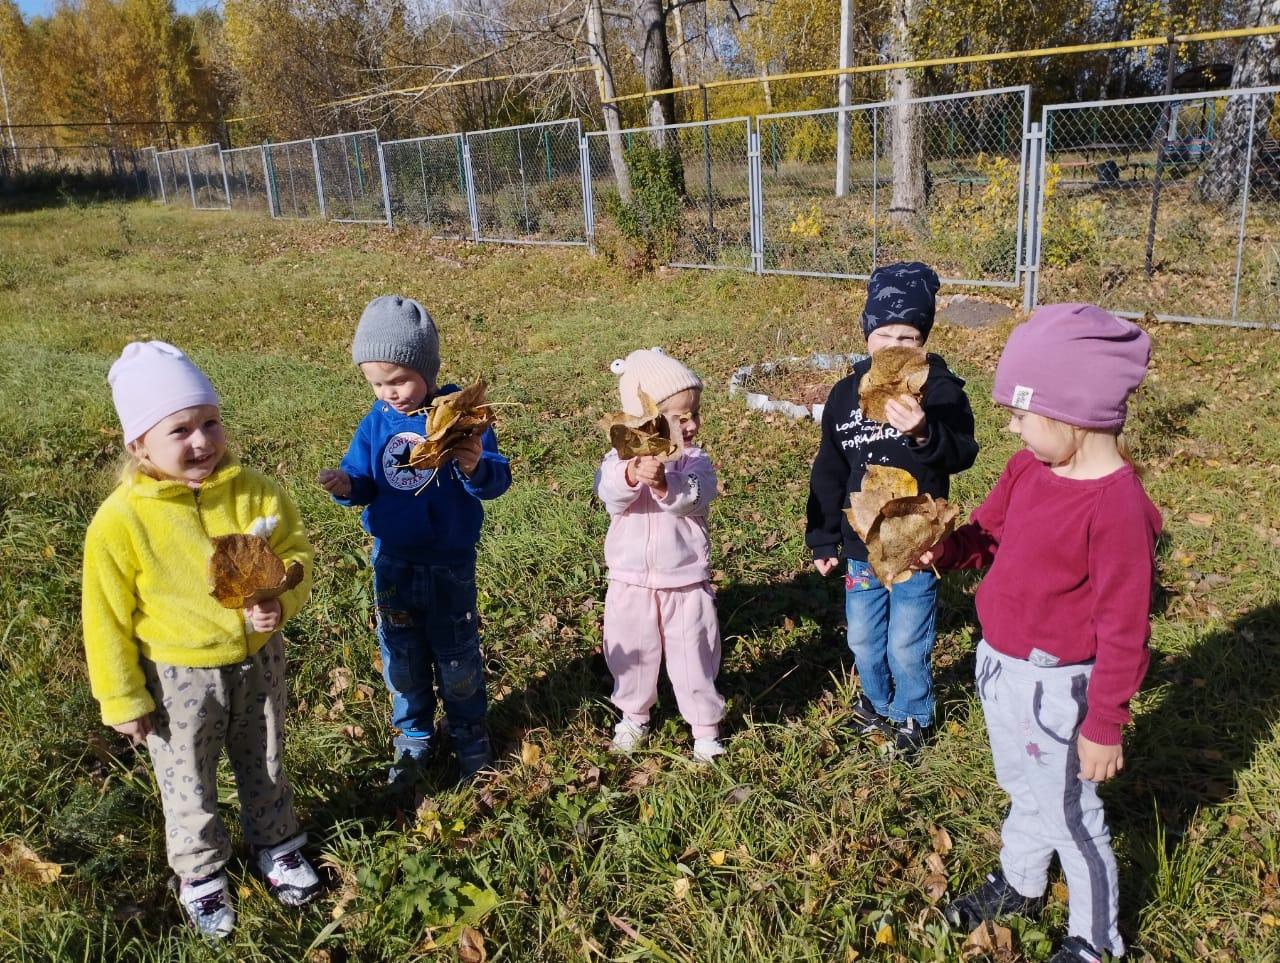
923, 304, 1161, 963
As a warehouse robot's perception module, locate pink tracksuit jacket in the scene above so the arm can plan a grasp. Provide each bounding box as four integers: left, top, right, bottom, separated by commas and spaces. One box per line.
594, 447, 725, 735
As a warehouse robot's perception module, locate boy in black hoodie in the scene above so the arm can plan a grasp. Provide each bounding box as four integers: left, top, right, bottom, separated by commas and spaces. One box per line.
806, 262, 978, 754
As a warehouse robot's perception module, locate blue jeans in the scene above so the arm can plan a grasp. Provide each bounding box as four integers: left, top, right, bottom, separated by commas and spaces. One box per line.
372, 549, 489, 766
844, 559, 938, 727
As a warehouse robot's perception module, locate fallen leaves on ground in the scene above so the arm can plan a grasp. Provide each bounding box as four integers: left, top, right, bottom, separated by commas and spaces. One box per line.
964, 921, 1014, 959
207, 534, 303, 609
458, 925, 487, 963
845, 466, 958, 588
409, 380, 496, 470
859, 346, 929, 423
0, 839, 61, 885
599, 390, 679, 461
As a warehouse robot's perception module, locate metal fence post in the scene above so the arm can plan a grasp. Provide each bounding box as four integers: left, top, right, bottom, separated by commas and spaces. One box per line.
579, 135, 595, 253
154, 150, 167, 204
311, 139, 327, 219
1022, 121, 1045, 313
462, 137, 481, 242
219, 148, 233, 209
183, 150, 197, 206
747, 121, 764, 275
375, 136, 394, 228
260, 144, 276, 217
1230, 95, 1259, 322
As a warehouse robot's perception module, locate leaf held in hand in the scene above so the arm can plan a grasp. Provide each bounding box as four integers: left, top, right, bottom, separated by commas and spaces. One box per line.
207, 534, 304, 609
408, 380, 496, 470
844, 467, 957, 589
859, 346, 929, 423
599, 389, 679, 461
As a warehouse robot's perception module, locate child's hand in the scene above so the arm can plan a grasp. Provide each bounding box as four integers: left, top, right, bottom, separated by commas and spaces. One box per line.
112, 715, 153, 746
246, 598, 283, 634
813, 557, 840, 576
452, 434, 484, 476
633, 456, 668, 495
884, 395, 928, 441
916, 543, 943, 569
318, 468, 352, 498
1077, 734, 1124, 782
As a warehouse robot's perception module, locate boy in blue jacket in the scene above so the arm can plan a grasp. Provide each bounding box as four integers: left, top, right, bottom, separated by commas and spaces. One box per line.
319, 295, 511, 784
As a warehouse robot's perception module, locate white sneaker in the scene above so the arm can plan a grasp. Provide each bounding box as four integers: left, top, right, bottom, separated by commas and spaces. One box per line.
692, 737, 725, 764
610, 718, 649, 754
178, 874, 235, 939
255, 833, 321, 906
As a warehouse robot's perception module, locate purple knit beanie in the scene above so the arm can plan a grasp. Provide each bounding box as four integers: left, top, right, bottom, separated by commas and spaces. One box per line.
993, 303, 1150, 430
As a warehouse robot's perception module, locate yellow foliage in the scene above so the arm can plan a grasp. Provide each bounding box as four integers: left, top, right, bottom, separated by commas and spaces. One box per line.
787, 202, 824, 239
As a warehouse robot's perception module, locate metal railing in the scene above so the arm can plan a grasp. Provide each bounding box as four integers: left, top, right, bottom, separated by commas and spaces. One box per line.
138, 82, 1280, 330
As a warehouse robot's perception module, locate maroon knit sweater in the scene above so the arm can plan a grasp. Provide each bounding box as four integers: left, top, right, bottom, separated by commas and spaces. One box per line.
937, 449, 1162, 744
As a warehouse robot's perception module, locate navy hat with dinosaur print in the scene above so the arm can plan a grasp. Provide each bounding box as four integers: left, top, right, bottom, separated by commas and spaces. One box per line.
861, 261, 941, 342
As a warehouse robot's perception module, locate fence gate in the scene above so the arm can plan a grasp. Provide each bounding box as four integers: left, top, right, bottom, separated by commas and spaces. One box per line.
313, 131, 390, 224
1030, 85, 1280, 328
381, 133, 472, 239
465, 120, 587, 245
756, 87, 1030, 286
585, 117, 755, 270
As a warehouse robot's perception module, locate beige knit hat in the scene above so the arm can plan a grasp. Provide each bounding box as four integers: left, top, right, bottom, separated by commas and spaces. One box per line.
611, 347, 703, 416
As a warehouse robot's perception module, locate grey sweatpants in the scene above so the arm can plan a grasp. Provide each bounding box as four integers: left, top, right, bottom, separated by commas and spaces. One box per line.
142, 633, 299, 881
975, 640, 1123, 956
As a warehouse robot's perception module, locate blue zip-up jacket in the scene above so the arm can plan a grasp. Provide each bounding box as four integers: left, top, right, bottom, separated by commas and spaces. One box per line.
335, 385, 512, 563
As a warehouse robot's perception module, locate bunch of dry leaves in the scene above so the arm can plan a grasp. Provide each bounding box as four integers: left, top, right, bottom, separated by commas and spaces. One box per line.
859, 346, 930, 423
599, 390, 679, 461
408, 381, 496, 470
844, 466, 958, 587
207, 534, 304, 609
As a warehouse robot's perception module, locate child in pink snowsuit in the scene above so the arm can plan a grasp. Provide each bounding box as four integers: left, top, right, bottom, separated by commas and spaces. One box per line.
594, 348, 726, 763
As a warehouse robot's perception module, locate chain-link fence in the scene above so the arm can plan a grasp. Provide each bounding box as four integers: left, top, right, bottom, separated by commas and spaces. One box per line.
758, 87, 1030, 285
1031, 86, 1280, 326
263, 139, 322, 219
466, 120, 587, 244
223, 145, 273, 214
155, 148, 193, 207
183, 143, 230, 209
382, 133, 472, 239
313, 131, 389, 224
587, 117, 754, 269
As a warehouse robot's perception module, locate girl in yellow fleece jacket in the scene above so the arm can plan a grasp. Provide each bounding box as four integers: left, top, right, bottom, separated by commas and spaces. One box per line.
82, 341, 320, 939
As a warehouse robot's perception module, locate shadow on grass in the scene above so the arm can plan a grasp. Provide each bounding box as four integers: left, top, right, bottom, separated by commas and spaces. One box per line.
1113, 601, 1280, 939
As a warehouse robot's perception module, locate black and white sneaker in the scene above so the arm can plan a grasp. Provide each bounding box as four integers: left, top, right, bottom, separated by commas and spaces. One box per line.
1048, 936, 1105, 963
846, 694, 889, 737
944, 868, 1045, 930
254, 834, 321, 907
176, 873, 235, 938
891, 718, 932, 759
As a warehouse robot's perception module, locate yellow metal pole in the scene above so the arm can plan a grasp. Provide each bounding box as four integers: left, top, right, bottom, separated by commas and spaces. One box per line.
603, 24, 1280, 105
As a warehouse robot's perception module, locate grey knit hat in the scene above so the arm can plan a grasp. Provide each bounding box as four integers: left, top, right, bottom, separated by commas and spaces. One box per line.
351, 295, 440, 383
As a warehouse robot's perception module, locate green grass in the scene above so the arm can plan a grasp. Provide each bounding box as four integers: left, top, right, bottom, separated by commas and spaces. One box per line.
1, 201, 1279, 962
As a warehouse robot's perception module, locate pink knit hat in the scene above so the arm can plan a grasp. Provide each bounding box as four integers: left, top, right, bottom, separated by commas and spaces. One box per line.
993, 304, 1150, 430
610, 347, 703, 416
108, 341, 220, 444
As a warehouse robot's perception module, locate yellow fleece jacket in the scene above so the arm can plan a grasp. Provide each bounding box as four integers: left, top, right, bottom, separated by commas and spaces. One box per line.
81, 455, 313, 725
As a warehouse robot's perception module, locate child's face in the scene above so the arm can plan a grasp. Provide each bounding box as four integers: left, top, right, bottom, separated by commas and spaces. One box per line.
1005, 407, 1079, 466
660, 388, 702, 447
866, 323, 924, 355
361, 362, 433, 414
131, 404, 226, 485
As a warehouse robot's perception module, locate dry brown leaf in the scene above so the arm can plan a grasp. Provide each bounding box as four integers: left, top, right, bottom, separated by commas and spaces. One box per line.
859, 346, 930, 423
458, 925, 487, 963
847, 466, 918, 537
923, 872, 948, 903
408, 380, 496, 470
520, 742, 543, 766
207, 534, 303, 609
963, 921, 1013, 957
924, 852, 947, 875
1186, 512, 1215, 529
599, 390, 679, 461
847, 485, 958, 589
0, 839, 62, 885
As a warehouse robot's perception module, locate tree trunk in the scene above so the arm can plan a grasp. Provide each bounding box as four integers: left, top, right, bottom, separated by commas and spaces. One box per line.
1196, 0, 1280, 204
886, 0, 925, 225
637, 0, 677, 140
586, 0, 631, 202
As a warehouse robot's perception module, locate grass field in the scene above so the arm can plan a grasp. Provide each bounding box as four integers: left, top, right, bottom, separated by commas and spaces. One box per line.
1, 201, 1278, 962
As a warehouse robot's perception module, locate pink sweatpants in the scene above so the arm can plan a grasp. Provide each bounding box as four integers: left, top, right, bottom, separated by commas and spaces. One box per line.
603, 579, 725, 739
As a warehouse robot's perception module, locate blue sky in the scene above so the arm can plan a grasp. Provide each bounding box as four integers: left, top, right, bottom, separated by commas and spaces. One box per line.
17, 0, 215, 17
